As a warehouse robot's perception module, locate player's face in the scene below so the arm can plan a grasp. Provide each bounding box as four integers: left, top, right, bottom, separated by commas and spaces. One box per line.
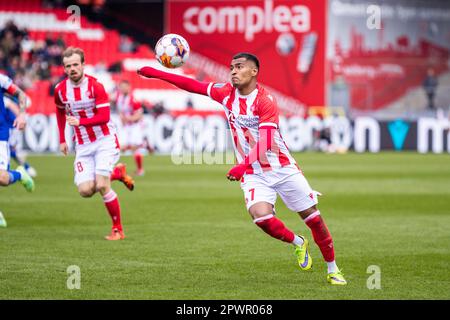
119, 82, 130, 94
230, 58, 258, 89
63, 54, 84, 83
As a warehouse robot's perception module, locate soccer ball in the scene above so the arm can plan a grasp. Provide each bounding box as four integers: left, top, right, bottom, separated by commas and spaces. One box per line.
154, 34, 190, 68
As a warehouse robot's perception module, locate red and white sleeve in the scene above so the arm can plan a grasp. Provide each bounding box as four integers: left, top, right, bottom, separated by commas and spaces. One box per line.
93, 81, 110, 108
207, 82, 233, 104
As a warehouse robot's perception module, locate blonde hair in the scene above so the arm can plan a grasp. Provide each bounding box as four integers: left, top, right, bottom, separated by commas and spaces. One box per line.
62, 46, 85, 64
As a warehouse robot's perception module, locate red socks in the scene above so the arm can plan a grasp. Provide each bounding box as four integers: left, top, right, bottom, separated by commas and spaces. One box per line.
304, 211, 335, 262
134, 152, 143, 171
254, 214, 295, 243
103, 190, 122, 231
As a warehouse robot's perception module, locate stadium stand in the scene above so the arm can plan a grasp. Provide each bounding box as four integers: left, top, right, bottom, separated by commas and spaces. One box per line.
0, 0, 216, 115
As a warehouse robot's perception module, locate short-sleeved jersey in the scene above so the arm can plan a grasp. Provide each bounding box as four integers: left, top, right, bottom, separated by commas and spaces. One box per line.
115, 92, 141, 120
0, 74, 17, 141
207, 82, 297, 174
54, 74, 116, 145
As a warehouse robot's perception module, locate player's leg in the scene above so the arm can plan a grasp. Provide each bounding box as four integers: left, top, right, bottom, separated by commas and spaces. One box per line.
132, 147, 144, 176
110, 131, 135, 190
276, 172, 346, 284
242, 175, 307, 257
299, 205, 346, 285
0, 141, 34, 191
95, 136, 125, 240
130, 123, 144, 176
74, 148, 96, 197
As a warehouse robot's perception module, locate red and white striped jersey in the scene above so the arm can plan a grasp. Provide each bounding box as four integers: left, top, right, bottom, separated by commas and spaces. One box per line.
207, 82, 297, 174
54, 75, 116, 145
115, 92, 141, 117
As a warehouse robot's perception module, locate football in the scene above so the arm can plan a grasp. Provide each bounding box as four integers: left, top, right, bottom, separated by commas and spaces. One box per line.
154, 33, 190, 68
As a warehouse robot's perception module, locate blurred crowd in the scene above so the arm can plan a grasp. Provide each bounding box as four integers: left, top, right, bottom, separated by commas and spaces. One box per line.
0, 20, 67, 93
0, 20, 188, 116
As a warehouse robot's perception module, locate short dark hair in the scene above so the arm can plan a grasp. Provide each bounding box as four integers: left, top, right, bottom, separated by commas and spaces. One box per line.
232, 52, 260, 70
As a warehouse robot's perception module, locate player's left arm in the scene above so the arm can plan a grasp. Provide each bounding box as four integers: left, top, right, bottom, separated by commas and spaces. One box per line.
227, 97, 278, 181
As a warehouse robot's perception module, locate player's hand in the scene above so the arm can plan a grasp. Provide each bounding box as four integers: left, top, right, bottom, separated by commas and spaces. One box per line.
13, 112, 26, 130
66, 116, 80, 126
60, 142, 68, 156
226, 163, 247, 181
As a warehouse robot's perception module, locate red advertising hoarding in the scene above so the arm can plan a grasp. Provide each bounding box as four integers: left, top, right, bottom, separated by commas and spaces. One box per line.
167, 0, 326, 116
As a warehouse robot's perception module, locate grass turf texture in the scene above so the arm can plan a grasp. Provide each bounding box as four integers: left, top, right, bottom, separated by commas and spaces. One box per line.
0, 152, 449, 299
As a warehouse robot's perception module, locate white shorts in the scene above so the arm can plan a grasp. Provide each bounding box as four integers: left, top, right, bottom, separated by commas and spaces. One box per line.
240, 165, 319, 212
0, 140, 10, 170
74, 135, 120, 186
118, 122, 144, 148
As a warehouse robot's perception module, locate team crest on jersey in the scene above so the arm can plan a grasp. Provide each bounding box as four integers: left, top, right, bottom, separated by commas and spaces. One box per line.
85, 90, 93, 99
227, 112, 235, 124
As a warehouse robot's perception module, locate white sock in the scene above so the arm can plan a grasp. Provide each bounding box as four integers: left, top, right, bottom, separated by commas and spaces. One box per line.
327, 261, 339, 274
292, 235, 304, 246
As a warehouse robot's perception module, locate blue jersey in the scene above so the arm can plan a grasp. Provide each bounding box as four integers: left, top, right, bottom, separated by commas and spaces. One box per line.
0, 74, 15, 141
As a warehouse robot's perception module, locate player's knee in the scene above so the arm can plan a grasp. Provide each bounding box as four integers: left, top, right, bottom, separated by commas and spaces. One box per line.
249, 202, 274, 220
299, 205, 318, 219
78, 187, 95, 198
95, 182, 109, 194
0, 170, 9, 186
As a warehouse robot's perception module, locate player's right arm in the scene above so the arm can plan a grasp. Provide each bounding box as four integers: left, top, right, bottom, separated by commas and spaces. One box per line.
137, 66, 209, 96
54, 86, 68, 155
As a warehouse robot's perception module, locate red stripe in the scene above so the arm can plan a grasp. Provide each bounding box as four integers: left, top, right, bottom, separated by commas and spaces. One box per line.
226, 90, 245, 161
78, 110, 97, 142
238, 98, 247, 115
101, 123, 110, 136
278, 149, 291, 167
74, 127, 83, 145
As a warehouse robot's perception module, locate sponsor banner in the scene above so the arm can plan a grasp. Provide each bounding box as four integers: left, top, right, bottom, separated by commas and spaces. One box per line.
16, 114, 450, 154
167, 0, 327, 116
327, 0, 450, 118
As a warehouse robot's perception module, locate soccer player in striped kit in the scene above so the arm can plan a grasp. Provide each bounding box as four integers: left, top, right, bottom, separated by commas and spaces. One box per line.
55, 47, 134, 241
138, 53, 347, 285
114, 80, 145, 176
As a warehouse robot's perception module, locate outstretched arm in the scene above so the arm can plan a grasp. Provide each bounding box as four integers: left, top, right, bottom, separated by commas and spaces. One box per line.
138, 66, 209, 96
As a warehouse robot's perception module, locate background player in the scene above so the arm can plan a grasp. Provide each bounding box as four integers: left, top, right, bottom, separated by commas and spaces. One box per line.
137, 53, 347, 285
113, 79, 145, 176
55, 47, 132, 240
4, 96, 37, 177
0, 73, 35, 227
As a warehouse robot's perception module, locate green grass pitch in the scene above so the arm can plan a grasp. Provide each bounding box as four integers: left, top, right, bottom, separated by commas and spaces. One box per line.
1, 152, 449, 299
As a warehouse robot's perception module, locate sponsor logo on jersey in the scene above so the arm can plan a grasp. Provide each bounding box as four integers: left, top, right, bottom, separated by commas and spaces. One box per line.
236, 115, 259, 128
